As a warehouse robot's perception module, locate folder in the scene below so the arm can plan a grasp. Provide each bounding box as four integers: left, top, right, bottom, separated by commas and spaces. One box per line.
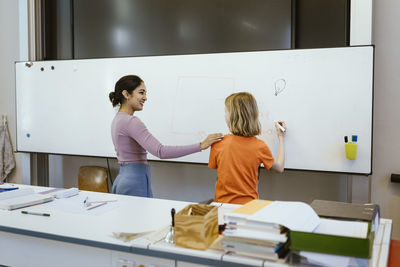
290, 218, 373, 258
223, 200, 281, 232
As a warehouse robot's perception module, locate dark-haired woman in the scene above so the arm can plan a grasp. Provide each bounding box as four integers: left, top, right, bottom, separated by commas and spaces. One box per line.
109, 75, 222, 197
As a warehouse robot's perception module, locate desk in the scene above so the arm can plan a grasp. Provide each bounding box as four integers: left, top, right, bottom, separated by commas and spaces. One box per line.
0, 184, 392, 267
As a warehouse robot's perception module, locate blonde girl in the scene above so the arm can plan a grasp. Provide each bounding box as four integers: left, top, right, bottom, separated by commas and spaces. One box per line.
208, 92, 286, 204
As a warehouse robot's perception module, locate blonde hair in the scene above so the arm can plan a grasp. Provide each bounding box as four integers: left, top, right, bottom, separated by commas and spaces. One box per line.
225, 92, 261, 137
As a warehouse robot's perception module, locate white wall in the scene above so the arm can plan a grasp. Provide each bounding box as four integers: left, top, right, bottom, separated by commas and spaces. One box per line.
372, 0, 400, 239
0, 0, 23, 184
350, 0, 372, 45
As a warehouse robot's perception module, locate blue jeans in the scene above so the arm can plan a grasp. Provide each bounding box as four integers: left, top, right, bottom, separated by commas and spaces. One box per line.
112, 163, 153, 198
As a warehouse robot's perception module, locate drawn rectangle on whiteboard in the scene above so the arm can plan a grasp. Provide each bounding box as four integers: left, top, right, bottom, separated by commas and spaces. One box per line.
15, 46, 373, 174
172, 76, 233, 135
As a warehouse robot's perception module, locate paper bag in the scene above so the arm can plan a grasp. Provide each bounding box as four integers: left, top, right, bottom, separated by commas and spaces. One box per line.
174, 204, 218, 250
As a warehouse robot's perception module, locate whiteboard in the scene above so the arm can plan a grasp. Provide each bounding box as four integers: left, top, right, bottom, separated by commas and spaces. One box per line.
15, 46, 374, 174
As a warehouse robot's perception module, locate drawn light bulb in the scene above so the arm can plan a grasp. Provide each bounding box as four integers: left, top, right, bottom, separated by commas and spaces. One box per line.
274, 79, 286, 96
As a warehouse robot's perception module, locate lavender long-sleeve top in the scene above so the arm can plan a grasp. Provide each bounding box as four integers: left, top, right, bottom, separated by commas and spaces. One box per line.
111, 112, 201, 164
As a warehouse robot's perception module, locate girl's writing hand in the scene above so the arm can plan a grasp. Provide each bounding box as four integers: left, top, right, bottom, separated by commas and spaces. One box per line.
275, 121, 286, 137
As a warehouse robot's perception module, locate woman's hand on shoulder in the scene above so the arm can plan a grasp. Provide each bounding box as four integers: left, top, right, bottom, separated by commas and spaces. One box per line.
200, 133, 223, 150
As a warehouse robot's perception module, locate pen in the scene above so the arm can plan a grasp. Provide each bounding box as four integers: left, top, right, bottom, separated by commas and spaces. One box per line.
0, 187, 18, 191
274, 121, 286, 132
352, 135, 358, 143
83, 196, 88, 206
87, 200, 117, 204
344, 136, 348, 143
0, 187, 19, 193
87, 202, 107, 210
21, 211, 50, 217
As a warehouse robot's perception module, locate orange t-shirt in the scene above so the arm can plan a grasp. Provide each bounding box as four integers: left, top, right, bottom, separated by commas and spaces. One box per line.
208, 134, 274, 205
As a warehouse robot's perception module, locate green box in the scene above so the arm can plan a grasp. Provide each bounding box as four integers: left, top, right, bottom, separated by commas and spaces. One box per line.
290, 228, 374, 258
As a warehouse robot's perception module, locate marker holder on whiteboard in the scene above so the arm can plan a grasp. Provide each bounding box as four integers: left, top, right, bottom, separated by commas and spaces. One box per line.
345, 143, 357, 159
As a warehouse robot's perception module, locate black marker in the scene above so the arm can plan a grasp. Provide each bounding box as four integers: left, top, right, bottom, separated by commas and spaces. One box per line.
171, 208, 176, 227
344, 136, 348, 143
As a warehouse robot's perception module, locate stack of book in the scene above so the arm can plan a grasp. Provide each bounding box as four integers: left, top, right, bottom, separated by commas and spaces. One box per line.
222, 199, 320, 262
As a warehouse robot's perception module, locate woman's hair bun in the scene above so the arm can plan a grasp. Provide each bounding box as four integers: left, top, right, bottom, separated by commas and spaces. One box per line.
109, 91, 119, 107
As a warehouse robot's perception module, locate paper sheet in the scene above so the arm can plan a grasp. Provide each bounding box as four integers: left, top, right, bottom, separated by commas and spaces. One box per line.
314, 218, 369, 238
249, 201, 320, 232
300, 251, 351, 267
0, 188, 34, 201
43, 193, 120, 215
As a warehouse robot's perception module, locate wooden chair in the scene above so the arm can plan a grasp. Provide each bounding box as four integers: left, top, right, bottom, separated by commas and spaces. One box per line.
78, 166, 109, 193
